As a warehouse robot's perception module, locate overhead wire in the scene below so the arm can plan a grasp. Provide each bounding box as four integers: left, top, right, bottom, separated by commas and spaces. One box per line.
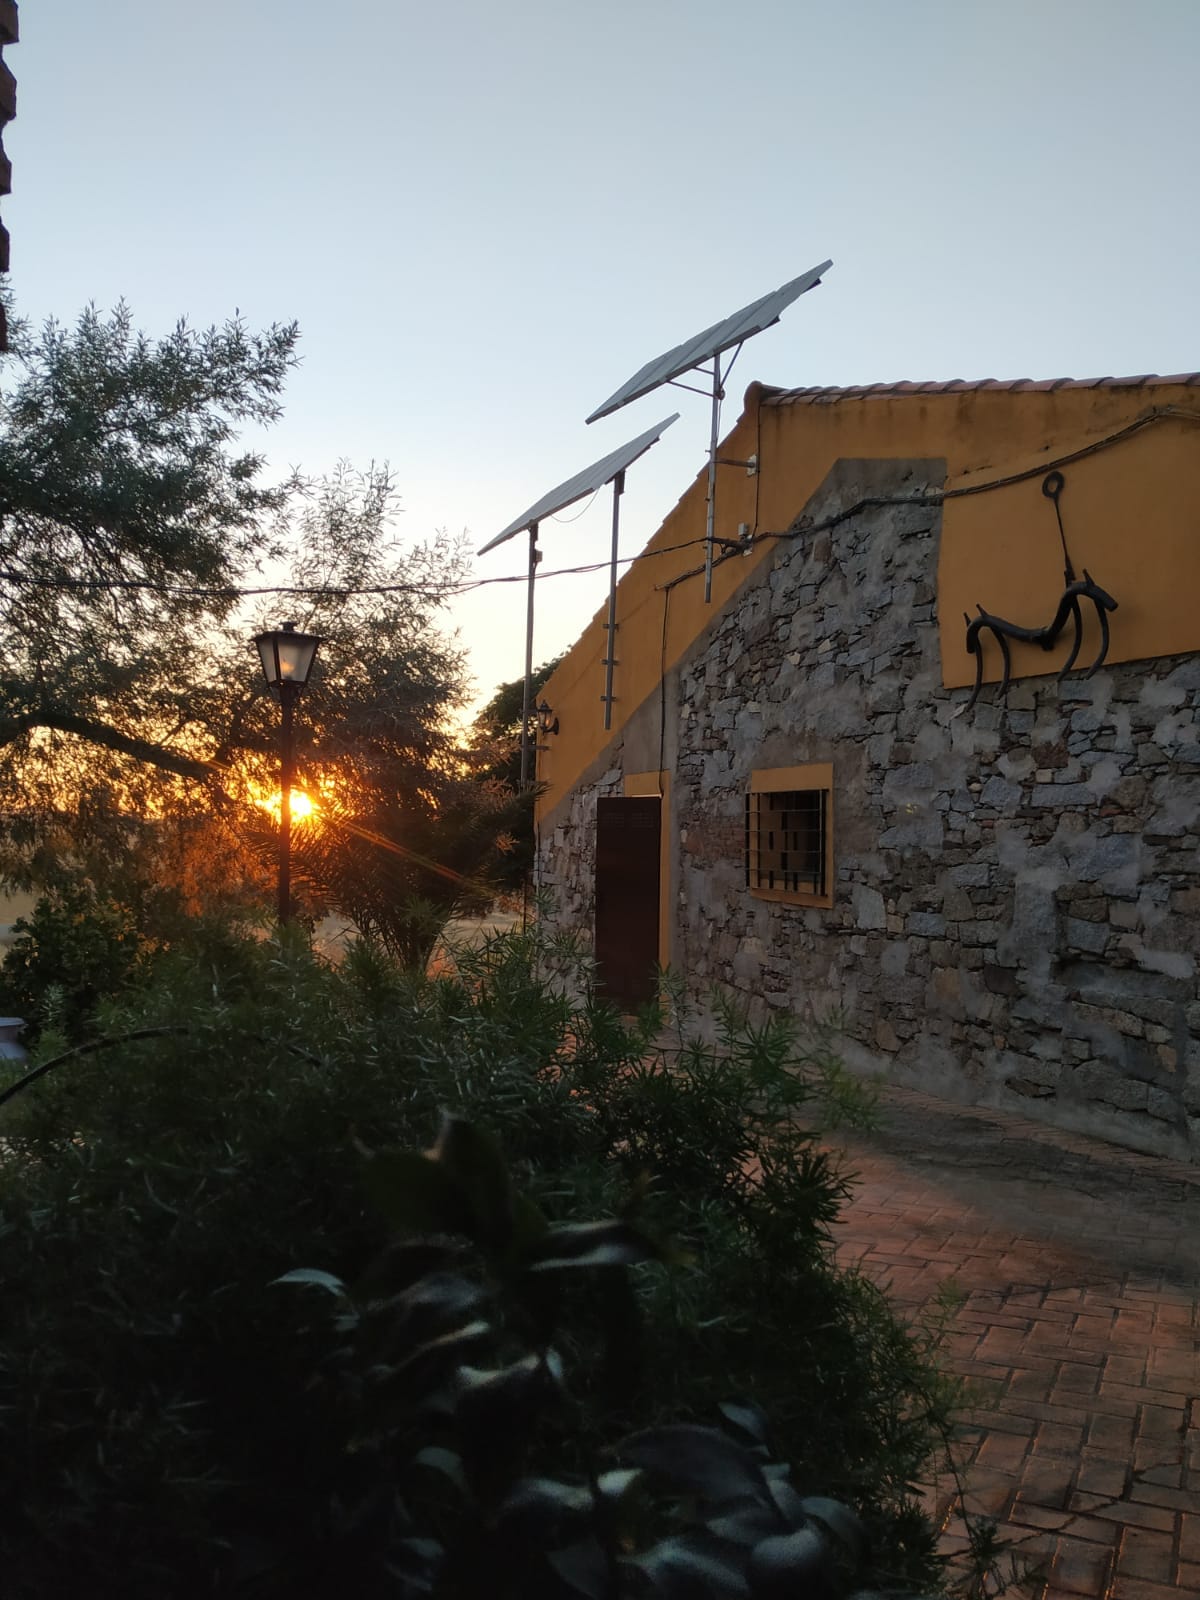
5, 407, 1196, 610
656, 404, 1200, 596
0, 534, 716, 602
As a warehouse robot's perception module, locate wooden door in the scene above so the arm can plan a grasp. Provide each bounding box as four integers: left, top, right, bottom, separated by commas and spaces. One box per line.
594, 796, 661, 1008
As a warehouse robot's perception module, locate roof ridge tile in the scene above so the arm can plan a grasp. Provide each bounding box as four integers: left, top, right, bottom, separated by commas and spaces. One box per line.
761, 372, 1200, 406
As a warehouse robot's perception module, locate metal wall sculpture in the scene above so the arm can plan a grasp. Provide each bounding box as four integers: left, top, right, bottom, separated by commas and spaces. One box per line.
963, 471, 1119, 712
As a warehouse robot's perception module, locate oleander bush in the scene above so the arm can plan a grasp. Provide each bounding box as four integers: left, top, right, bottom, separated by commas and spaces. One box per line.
0, 916, 961, 1596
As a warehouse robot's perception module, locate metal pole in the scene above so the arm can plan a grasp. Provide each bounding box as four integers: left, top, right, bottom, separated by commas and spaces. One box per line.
703, 352, 723, 604
278, 683, 297, 924
602, 469, 625, 731
519, 522, 539, 789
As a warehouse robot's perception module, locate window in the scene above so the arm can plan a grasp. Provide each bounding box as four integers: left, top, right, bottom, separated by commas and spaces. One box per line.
745, 763, 833, 906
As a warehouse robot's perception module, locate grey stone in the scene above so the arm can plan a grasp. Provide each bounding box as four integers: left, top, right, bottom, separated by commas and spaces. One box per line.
1066, 918, 1109, 954
1031, 783, 1095, 808
1069, 832, 1139, 886
1146, 1086, 1180, 1122
852, 884, 886, 931
979, 775, 1023, 811
950, 863, 991, 888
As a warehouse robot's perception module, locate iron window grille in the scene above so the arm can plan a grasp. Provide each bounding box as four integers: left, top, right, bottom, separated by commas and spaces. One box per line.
745, 786, 829, 900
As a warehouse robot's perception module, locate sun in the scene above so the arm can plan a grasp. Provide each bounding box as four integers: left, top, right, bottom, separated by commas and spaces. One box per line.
252, 785, 317, 823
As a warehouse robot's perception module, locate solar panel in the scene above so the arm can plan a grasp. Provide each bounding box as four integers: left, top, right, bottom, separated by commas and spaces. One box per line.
478, 412, 679, 556
585, 260, 832, 424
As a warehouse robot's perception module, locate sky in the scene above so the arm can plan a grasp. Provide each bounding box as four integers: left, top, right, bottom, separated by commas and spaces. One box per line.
9, 0, 1199, 713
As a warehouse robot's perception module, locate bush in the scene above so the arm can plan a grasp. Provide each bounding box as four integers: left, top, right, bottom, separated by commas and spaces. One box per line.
0, 881, 152, 1042
0, 920, 959, 1595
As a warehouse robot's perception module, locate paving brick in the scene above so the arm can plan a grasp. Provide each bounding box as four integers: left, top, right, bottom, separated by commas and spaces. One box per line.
1054, 1360, 1103, 1396
1090, 1500, 1177, 1534
1049, 1536, 1116, 1593
1074, 1456, 1129, 1497
1105, 1353, 1150, 1385
975, 1430, 1030, 1471
1087, 1413, 1137, 1453
1131, 1438, 1183, 1474
1116, 1524, 1176, 1582
1136, 1402, 1188, 1439
1058, 1513, 1121, 1543
1136, 1463, 1181, 1489
829, 1084, 1200, 1600
1102, 1380, 1190, 1409
1128, 1480, 1200, 1514
1110, 1571, 1194, 1598
1009, 1499, 1071, 1530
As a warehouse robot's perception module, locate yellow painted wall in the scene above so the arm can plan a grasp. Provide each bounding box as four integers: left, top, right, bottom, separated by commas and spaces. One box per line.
536, 380, 1200, 823
938, 415, 1200, 687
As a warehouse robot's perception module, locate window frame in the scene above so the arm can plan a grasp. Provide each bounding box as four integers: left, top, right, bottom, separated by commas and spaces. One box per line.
745, 762, 834, 908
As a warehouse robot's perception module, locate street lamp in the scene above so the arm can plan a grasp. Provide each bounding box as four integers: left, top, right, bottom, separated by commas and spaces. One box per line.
254, 620, 322, 924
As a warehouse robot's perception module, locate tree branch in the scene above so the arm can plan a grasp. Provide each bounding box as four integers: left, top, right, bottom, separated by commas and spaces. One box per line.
0, 709, 219, 785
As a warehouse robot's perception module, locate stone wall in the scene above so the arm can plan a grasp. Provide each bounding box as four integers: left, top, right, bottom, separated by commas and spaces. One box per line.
538, 457, 1200, 1161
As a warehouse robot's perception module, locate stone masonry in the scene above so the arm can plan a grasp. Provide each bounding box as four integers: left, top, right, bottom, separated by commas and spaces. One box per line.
538, 457, 1200, 1161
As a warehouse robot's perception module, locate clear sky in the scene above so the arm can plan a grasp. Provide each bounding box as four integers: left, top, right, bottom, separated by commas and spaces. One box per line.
10, 0, 1199, 712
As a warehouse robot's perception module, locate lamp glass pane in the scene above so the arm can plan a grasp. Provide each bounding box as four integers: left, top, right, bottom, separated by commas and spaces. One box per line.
256, 635, 279, 684
276, 635, 318, 683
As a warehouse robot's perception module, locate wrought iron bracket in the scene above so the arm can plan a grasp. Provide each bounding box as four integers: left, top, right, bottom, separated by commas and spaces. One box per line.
962, 471, 1119, 713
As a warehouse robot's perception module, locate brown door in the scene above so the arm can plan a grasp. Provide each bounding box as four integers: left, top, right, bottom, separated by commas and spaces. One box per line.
594, 796, 661, 1008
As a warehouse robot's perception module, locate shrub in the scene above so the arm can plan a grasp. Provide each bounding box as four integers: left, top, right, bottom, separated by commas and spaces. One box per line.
0, 881, 151, 1042
0, 920, 958, 1595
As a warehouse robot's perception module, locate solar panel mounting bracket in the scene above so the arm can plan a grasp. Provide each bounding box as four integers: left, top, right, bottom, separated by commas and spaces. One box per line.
481, 415, 678, 779
585, 259, 831, 603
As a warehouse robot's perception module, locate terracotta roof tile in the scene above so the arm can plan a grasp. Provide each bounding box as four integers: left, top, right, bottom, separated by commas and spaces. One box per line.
761, 372, 1200, 406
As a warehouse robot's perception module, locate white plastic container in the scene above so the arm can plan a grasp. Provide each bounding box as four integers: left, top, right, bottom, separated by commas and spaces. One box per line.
0, 1017, 27, 1065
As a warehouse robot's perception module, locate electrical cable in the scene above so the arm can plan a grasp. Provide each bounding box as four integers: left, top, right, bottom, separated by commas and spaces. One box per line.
5, 407, 1196, 607
0, 535, 717, 602
549, 489, 599, 524
657, 404, 1200, 596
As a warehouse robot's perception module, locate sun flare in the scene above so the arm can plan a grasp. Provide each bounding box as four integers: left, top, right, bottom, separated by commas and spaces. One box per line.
252, 785, 317, 823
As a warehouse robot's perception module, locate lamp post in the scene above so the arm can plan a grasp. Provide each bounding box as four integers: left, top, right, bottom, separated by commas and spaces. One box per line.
254, 621, 322, 924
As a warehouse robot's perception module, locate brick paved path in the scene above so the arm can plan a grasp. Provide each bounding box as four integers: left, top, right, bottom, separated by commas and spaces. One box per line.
832, 1087, 1200, 1599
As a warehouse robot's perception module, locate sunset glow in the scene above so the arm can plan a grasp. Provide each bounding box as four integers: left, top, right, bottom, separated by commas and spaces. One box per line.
254, 786, 317, 823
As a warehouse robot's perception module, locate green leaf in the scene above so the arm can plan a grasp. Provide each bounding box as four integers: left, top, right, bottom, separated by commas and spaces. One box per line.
619, 1424, 771, 1507
708, 1507, 780, 1548
764, 1473, 807, 1524
394, 1270, 487, 1331
412, 1446, 470, 1497
270, 1267, 347, 1298
596, 1468, 643, 1501
497, 1476, 594, 1536
716, 1401, 771, 1449
747, 1528, 829, 1596
381, 1319, 495, 1400
630, 1535, 751, 1597
798, 1496, 866, 1560
527, 1219, 664, 1272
